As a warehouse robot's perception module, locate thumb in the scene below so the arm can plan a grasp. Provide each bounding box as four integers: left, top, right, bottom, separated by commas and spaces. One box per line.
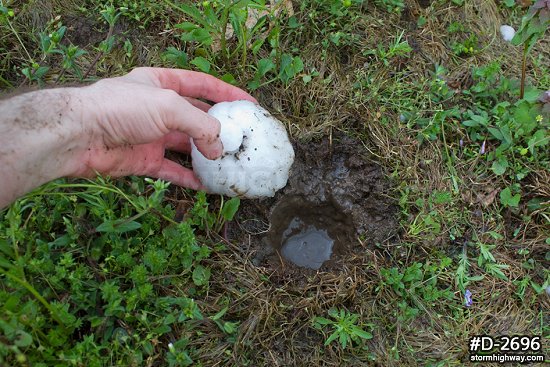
159, 90, 223, 160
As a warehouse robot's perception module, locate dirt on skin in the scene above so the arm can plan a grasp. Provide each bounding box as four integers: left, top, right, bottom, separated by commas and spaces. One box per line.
229, 133, 399, 277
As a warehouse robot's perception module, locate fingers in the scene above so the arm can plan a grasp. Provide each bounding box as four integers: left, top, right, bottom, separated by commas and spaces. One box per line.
153, 159, 204, 190
184, 97, 211, 112
159, 91, 223, 160
163, 131, 191, 153
127, 67, 258, 104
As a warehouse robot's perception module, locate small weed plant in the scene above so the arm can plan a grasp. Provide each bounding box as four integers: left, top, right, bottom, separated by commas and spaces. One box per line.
163, 0, 306, 89
313, 308, 373, 349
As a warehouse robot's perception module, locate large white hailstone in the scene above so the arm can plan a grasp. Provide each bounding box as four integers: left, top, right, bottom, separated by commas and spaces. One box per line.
191, 100, 295, 198
500, 25, 515, 42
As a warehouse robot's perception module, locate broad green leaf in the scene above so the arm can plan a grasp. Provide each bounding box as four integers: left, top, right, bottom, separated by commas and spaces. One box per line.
484, 262, 509, 281
511, 11, 537, 46
513, 101, 538, 135
528, 129, 549, 155
325, 330, 339, 345
524, 87, 542, 103
181, 27, 213, 46
36, 65, 50, 78
499, 125, 513, 145
163, 47, 188, 68
463, 114, 487, 127
432, 191, 452, 204
203, 2, 220, 25
14, 330, 33, 347
468, 275, 485, 282
491, 157, 508, 175
211, 306, 228, 321
96, 220, 141, 233
220, 73, 236, 85
487, 127, 503, 141
229, 11, 244, 41
257, 58, 275, 77
500, 187, 520, 207
339, 332, 347, 349
175, 4, 211, 29
352, 327, 373, 340
118, 221, 142, 233
99, 36, 116, 53
314, 317, 332, 326
175, 22, 200, 32
417, 16, 426, 27
221, 197, 240, 221
191, 57, 211, 73
288, 15, 300, 28
247, 78, 261, 90
223, 321, 238, 334
39, 33, 52, 54
292, 56, 304, 74
278, 53, 293, 82
251, 37, 266, 54
192, 265, 211, 286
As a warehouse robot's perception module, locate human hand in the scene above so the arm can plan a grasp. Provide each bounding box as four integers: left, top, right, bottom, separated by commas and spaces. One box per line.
72, 67, 257, 189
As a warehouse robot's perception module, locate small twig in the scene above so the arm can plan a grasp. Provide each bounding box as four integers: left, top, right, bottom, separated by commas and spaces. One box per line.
82, 24, 115, 80
223, 221, 229, 240
54, 68, 66, 84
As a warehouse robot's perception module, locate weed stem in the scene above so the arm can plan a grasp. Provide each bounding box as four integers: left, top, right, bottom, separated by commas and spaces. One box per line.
520, 43, 527, 99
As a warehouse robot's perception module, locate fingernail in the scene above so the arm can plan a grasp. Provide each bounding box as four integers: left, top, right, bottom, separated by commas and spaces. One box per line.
205, 139, 223, 160
213, 139, 223, 159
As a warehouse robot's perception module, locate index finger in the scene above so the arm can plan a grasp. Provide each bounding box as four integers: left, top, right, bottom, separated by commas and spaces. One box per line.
125, 67, 258, 104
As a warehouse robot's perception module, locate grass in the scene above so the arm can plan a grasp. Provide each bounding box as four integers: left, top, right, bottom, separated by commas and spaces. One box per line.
1, 0, 549, 365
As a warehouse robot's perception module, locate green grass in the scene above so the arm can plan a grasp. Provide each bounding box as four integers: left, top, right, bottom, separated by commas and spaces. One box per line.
1, 0, 549, 365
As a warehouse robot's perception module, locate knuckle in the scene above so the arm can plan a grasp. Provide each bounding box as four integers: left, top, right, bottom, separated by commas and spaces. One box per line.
160, 89, 181, 103
201, 116, 221, 141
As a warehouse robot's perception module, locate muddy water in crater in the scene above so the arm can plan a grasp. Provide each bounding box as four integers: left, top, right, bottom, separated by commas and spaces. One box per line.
238, 134, 399, 273
281, 225, 332, 270
269, 195, 354, 269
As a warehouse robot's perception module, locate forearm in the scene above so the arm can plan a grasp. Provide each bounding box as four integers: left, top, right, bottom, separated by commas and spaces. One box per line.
0, 88, 85, 208
0, 68, 257, 209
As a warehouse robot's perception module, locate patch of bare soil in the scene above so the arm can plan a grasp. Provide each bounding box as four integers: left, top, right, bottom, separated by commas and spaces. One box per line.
229, 133, 399, 278
64, 15, 104, 47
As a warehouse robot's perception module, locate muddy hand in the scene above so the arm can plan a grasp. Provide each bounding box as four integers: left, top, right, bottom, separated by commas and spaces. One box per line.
72, 67, 257, 189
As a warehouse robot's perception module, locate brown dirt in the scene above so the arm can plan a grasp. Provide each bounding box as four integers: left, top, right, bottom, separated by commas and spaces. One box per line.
64, 15, 104, 48
228, 133, 399, 278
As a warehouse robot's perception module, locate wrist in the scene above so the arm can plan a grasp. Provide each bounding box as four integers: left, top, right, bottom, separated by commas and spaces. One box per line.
0, 87, 86, 207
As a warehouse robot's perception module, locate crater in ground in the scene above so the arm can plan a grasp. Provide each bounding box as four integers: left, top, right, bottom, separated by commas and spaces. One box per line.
230, 133, 399, 275
268, 195, 354, 270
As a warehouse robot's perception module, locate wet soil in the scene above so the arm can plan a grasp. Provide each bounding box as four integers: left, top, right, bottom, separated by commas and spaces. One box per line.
230, 133, 399, 275
269, 195, 354, 270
